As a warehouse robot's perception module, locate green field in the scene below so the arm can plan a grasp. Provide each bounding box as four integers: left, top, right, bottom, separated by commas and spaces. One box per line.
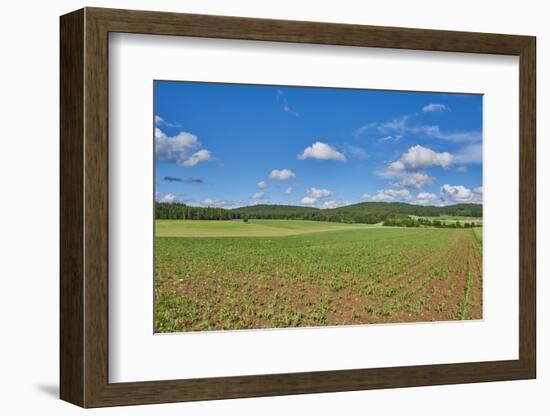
155, 219, 482, 332
156, 219, 375, 237
473, 227, 483, 245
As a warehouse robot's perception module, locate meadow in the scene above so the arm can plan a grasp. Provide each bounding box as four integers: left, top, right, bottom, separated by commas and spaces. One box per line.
156, 219, 374, 237
155, 219, 482, 332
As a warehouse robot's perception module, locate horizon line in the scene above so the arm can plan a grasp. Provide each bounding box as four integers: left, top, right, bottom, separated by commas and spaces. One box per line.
155, 201, 483, 210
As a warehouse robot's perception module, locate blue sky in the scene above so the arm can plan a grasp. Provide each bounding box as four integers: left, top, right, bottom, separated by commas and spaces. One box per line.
154, 81, 482, 209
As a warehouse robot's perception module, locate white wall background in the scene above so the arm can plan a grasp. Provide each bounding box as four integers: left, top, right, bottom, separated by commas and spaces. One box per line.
0, 0, 545, 414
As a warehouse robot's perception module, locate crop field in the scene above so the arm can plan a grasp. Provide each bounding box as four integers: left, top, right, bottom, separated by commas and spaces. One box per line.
155, 220, 482, 332
473, 227, 483, 245
156, 219, 374, 237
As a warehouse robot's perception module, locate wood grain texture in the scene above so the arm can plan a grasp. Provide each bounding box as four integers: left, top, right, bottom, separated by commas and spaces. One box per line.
518, 38, 537, 376
59, 7, 537, 408
59, 8, 84, 407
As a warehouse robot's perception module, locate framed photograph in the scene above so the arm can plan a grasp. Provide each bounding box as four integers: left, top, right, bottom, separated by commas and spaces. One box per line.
60, 7, 536, 407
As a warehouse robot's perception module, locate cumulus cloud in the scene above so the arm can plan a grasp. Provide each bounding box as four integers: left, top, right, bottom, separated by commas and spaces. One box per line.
400, 145, 454, 170
381, 145, 454, 179
301, 197, 347, 209
252, 192, 264, 199
155, 127, 213, 167
362, 189, 412, 203
383, 160, 406, 176
414, 192, 440, 205
201, 199, 232, 208
305, 187, 333, 198
422, 103, 449, 113
318, 200, 349, 209
390, 172, 436, 189
155, 115, 181, 128
159, 193, 177, 203
181, 149, 212, 167
440, 184, 482, 203
284, 187, 293, 195
257, 181, 268, 189
268, 169, 296, 180
298, 142, 346, 162
301, 196, 317, 205
300, 187, 335, 207
155, 127, 167, 140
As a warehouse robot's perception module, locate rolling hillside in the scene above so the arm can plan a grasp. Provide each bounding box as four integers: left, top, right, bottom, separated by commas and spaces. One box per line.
156, 201, 482, 224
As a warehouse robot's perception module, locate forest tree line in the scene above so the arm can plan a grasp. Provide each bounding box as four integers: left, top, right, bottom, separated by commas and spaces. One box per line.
155, 202, 482, 225
382, 217, 480, 228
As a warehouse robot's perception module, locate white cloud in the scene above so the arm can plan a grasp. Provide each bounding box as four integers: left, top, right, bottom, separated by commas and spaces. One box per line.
391, 172, 436, 189
252, 192, 264, 199
362, 189, 412, 203
194, 197, 274, 209
155, 128, 213, 167
455, 166, 468, 173
159, 193, 177, 203
414, 192, 440, 205
383, 160, 406, 176
201, 199, 230, 208
268, 169, 296, 180
318, 200, 349, 209
284, 187, 293, 195
400, 145, 454, 170
422, 103, 449, 113
306, 187, 333, 198
257, 181, 268, 189
300, 187, 334, 207
357, 114, 480, 143
181, 149, 212, 167
301, 196, 317, 205
154, 115, 181, 128
155, 127, 167, 140
381, 145, 454, 179
473, 186, 483, 195
440, 184, 482, 203
300, 197, 348, 209
455, 143, 482, 164
298, 142, 347, 162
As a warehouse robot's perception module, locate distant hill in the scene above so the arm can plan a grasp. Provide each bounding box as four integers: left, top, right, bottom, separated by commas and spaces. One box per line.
231, 202, 482, 223
323, 202, 482, 218
233, 204, 318, 217
156, 201, 481, 224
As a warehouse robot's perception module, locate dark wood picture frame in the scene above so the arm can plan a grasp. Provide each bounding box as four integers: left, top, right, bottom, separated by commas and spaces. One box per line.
60, 7, 536, 408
